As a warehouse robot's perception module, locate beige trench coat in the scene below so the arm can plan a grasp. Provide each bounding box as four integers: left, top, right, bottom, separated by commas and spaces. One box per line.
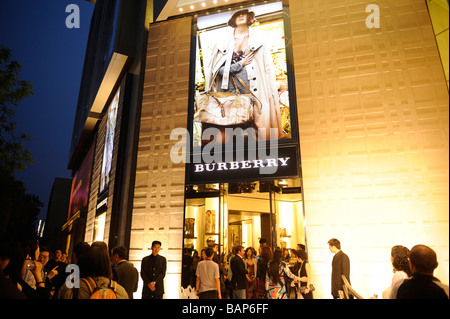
205, 28, 282, 140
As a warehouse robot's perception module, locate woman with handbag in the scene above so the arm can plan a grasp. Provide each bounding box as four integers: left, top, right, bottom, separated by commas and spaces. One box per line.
199, 9, 283, 143
292, 250, 314, 299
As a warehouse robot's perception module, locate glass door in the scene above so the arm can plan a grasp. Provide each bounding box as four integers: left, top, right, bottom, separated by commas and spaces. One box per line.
226, 182, 271, 254
184, 184, 221, 253
219, 183, 228, 257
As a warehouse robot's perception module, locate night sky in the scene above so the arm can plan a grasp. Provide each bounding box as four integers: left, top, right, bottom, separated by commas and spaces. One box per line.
0, 1, 95, 220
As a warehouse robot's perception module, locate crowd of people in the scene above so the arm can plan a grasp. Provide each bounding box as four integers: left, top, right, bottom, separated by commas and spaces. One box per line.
0, 240, 138, 299
0, 237, 448, 299
182, 239, 314, 300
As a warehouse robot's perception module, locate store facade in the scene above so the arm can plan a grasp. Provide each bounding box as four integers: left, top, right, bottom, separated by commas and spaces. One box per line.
66, 0, 449, 299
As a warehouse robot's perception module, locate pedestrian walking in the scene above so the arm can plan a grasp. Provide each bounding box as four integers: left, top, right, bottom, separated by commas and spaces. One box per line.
196, 247, 221, 299
265, 248, 300, 299
328, 238, 351, 299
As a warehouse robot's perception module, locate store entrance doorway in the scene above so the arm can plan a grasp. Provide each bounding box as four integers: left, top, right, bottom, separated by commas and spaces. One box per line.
183, 179, 305, 255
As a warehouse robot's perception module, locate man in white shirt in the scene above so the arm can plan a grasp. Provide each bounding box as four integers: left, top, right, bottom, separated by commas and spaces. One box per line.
196, 248, 222, 299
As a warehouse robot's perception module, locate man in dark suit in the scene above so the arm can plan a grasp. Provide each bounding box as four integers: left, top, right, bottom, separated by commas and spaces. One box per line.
230, 245, 248, 299
141, 241, 167, 299
111, 246, 139, 299
328, 238, 352, 299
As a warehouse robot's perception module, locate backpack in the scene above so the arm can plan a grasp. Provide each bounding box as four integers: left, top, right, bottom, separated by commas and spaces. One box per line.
81, 277, 118, 299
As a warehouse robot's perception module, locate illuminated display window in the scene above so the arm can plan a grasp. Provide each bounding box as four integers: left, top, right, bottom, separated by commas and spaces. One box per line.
93, 213, 106, 242
182, 179, 307, 291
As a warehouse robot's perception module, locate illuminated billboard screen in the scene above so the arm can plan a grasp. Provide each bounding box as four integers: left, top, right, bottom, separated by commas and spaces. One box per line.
67, 142, 94, 220
188, 1, 299, 184
99, 89, 120, 194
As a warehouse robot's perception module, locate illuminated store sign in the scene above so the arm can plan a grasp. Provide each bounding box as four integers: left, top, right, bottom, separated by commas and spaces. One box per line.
188, 145, 298, 184
194, 157, 291, 173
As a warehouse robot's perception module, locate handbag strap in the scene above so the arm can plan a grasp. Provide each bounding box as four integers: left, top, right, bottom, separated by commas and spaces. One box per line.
208, 71, 244, 94
233, 76, 262, 110
110, 279, 118, 292
81, 277, 97, 294
298, 261, 303, 277
232, 75, 250, 94
296, 262, 303, 288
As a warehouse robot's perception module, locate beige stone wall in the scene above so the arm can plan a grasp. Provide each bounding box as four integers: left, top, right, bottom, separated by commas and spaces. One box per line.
130, 17, 192, 299
290, 0, 449, 298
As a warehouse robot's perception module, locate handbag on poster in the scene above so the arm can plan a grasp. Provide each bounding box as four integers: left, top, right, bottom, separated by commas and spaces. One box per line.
194, 75, 261, 126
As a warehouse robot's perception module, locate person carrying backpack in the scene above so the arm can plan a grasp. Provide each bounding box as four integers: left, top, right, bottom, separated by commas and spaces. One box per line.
56, 246, 128, 299
79, 276, 121, 299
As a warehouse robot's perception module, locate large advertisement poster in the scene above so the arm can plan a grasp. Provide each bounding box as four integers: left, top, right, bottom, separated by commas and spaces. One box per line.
188, 1, 299, 184
67, 142, 94, 220
99, 89, 120, 194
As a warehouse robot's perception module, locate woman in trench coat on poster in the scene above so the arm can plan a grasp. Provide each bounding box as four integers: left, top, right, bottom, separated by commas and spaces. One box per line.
204, 9, 283, 142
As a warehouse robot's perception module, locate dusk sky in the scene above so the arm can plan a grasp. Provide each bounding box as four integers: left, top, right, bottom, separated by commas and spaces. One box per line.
0, 1, 95, 220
